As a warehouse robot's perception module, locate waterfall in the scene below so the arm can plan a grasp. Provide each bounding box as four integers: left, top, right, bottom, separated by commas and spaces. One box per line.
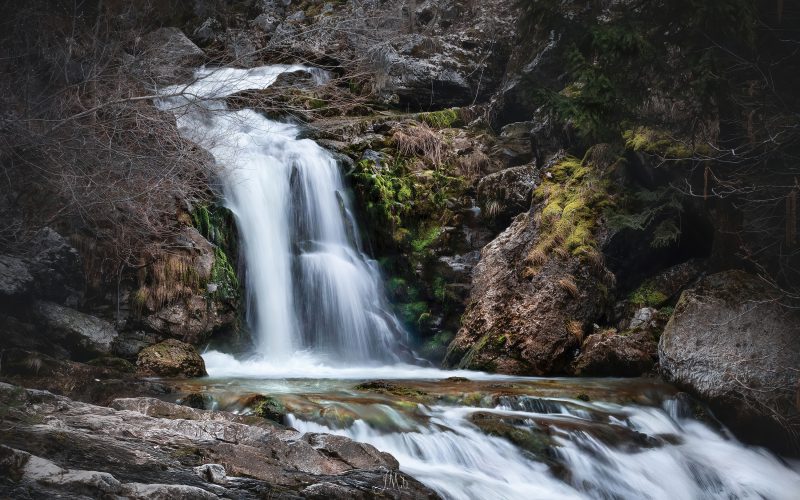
158, 65, 404, 364
159, 65, 800, 500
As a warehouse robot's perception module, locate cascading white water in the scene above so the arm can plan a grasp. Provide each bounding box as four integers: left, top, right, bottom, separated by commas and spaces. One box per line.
287, 397, 800, 500
158, 65, 403, 363
160, 65, 800, 500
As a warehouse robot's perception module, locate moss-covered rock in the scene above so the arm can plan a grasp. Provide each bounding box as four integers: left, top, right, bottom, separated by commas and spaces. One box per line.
237, 394, 287, 423
444, 152, 619, 375
136, 339, 207, 378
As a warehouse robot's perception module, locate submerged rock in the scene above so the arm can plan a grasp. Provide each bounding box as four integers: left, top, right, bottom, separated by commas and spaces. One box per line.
136, 339, 207, 378
659, 270, 800, 453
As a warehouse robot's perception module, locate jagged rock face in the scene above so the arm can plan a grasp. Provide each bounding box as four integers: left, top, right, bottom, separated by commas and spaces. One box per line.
134, 226, 238, 346
443, 212, 610, 375
659, 270, 800, 453
0, 384, 436, 499
493, 0, 640, 124
476, 164, 536, 226
136, 339, 208, 378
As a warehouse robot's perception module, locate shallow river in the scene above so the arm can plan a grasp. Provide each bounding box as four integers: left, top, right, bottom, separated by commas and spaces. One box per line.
161, 352, 800, 500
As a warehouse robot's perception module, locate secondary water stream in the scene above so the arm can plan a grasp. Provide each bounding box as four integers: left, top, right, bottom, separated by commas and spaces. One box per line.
160, 65, 800, 499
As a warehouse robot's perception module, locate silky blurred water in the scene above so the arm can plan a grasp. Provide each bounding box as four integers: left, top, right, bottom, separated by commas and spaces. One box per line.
161, 65, 800, 500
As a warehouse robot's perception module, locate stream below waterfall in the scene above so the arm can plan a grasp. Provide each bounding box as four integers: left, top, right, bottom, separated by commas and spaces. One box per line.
158, 65, 800, 500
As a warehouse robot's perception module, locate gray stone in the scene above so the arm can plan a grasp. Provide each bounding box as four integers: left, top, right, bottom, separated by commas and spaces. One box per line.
33, 301, 119, 358
287, 10, 306, 22
0, 384, 435, 498
252, 13, 280, 34
192, 17, 222, 44
0, 255, 33, 298
27, 227, 84, 305
137, 28, 205, 85
194, 463, 227, 485
477, 164, 536, 222
629, 307, 656, 330
659, 270, 800, 448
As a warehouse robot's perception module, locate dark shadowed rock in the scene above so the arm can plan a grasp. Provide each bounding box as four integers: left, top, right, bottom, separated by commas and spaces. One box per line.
26, 228, 84, 305
659, 270, 800, 453
477, 164, 536, 224
0, 349, 171, 405
0, 255, 32, 298
573, 330, 656, 377
137, 28, 205, 85
136, 339, 207, 378
32, 301, 119, 360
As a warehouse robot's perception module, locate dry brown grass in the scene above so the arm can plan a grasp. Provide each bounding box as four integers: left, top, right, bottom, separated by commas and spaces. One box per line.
393, 123, 444, 166
485, 200, 503, 219
457, 150, 490, 177
558, 275, 580, 298
585, 248, 605, 271
566, 320, 585, 343
527, 247, 548, 267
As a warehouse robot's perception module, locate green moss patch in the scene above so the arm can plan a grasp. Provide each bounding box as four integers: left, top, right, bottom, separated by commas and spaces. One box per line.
623, 127, 709, 159
417, 108, 461, 129
526, 153, 616, 275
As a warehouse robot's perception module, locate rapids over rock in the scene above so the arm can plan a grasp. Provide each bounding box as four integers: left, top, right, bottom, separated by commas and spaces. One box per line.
160, 65, 800, 500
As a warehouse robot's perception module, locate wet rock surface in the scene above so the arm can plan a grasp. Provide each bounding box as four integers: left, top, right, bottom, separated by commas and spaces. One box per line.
659, 270, 800, 452
0, 383, 437, 499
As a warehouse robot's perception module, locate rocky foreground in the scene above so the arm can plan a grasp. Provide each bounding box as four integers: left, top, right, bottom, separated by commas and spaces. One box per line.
0, 383, 436, 499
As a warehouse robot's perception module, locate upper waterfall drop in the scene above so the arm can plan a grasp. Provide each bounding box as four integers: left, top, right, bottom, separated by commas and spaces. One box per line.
158, 65, 406, 364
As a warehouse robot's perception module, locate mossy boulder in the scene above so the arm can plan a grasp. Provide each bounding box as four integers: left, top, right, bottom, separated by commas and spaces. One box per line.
444, 153, 618, 375
238, 394, 286, 423
136, 339, 207, 378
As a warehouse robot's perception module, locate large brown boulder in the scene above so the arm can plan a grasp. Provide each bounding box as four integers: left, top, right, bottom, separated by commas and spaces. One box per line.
136, 339, 207, 378
659, 270, 800, 453
135, 226, 238, 345
443, 211, 611, 375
